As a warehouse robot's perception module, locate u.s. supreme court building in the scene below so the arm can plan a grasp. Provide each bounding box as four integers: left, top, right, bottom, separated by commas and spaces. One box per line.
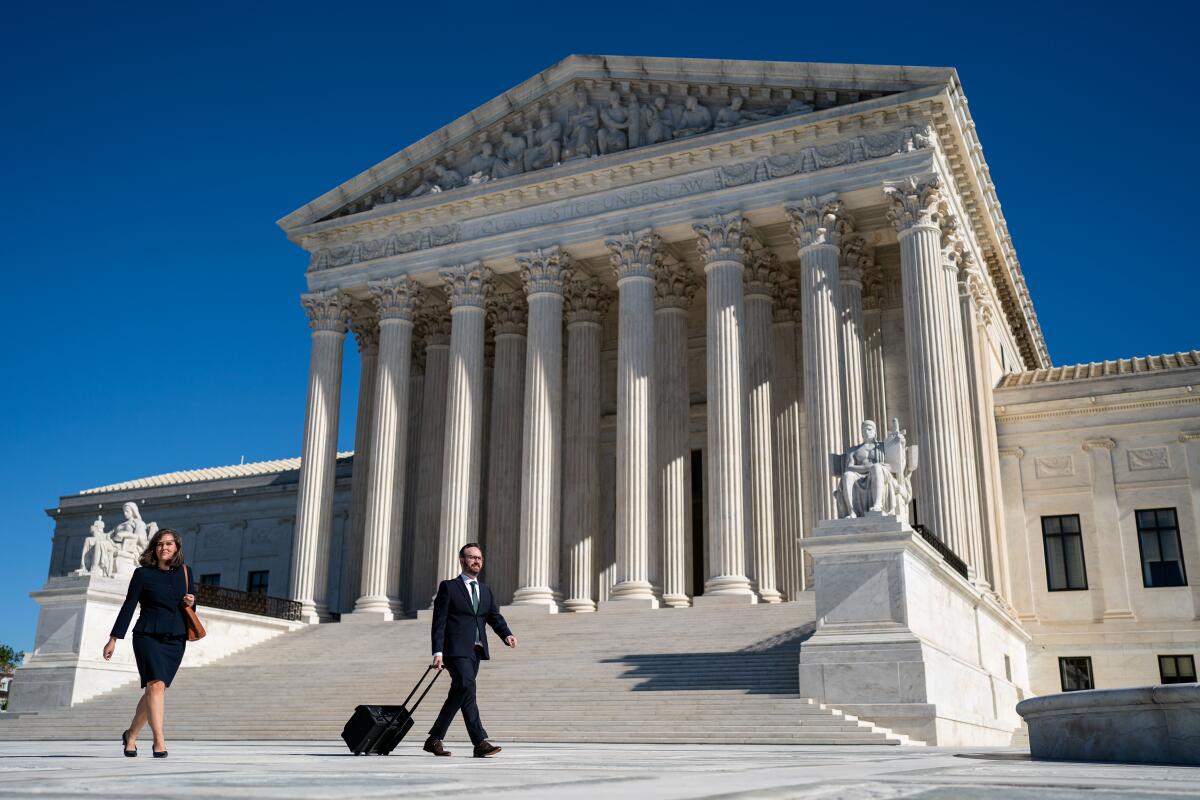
17, 56, 1199, 746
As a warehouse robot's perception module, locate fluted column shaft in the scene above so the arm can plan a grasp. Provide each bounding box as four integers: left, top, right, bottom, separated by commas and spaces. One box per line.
771, 280, 806, 599
350, 279, 417, 620
398, 362, 425, 614
744, 257, 782, 603
563, 279, 609, 612
606, 231, 659, 604
436, 264, 492, 587
958, 265, 998, 588
411, 307, 451, 609
655, 264, 697, 607
343, 310, 379, 613
863, 299, 888, 429
694, 214, 754, 598
514, 249, 569, 608
885, 176, 969, 552
787, 197, 847, 523
291, 290, 349, 624
839, 240, 868, 445
484, 292, 527, 605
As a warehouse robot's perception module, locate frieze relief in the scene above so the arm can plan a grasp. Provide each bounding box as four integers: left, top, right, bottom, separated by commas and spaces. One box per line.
307, 124, 933, 273
1034, 455, 1075, 479
323, 83, 886, 221
1127, 447, 1170, 471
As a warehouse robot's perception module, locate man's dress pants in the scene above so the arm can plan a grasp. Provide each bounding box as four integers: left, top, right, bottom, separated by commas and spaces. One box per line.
429, 648, 487, 744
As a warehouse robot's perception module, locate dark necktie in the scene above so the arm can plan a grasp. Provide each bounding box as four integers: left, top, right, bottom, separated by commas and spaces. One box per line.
470, 580, 479, 614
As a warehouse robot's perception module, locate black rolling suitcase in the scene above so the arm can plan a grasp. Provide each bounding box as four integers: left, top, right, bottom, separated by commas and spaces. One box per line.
341, 666, 442, 755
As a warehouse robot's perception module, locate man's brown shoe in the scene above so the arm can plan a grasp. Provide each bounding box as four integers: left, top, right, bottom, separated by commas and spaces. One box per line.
473, 741, 501, 758
423, 737, 451, 757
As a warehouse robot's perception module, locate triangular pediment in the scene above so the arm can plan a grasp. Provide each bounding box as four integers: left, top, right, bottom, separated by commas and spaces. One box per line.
278, 55, 954, 231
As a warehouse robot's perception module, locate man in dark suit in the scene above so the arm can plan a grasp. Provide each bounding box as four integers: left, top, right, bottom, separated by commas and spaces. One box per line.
425, 542, 516, 758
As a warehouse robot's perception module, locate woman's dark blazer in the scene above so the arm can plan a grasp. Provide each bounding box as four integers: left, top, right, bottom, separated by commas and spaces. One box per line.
110, 565, 196, 639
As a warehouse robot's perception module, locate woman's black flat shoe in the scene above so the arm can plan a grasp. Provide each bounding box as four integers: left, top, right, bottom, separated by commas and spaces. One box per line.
152, 750, 168, 758
121, 730, 137, 757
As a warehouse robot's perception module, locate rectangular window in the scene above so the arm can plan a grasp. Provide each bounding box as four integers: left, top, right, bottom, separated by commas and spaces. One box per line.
246, 570, 269, 595
199, 573, 221, 587
1136, 508, 1187, 588
1042, 515, 1088, 591
1059, 656, 1094, 692
1159, 655, 1197, 685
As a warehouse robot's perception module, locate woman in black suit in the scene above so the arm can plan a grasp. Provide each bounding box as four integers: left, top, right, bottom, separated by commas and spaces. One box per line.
102, 528, 196, 758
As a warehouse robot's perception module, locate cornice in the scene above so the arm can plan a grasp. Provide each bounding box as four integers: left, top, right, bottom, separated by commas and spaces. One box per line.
994, 394, 1200, 424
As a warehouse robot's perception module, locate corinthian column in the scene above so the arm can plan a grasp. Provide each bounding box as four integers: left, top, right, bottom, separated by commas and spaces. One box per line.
436, 263, 492, 587
839, 234, 868, 443
743, 251, 782, 603
562, 278, 611, 612
862, 262, 889, 430
484, 290, 527, 605
694, 213, 755, 600
884, 175, 970, 552
771, 277, 806, 600
342, 303, 379, 613
786, 196, 848, 523
655, 261, 698, 607
348, 277, 418, 620
411, 299, 451, 609
291, 289, 350, 624
512, 248, 570, 609
604, 230, 660, 606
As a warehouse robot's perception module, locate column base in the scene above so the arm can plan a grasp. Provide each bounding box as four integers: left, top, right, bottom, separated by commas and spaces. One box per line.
661, 594, 691, 608
598, 597, 659, 612
562, 598, 596, 613
757, 588, 783, 604
699, 575, 756, 600
608, 580, 657, 603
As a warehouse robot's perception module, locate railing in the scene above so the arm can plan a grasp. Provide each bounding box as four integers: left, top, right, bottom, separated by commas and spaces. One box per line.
196, 585, 303, 622
912, 523, 970, 580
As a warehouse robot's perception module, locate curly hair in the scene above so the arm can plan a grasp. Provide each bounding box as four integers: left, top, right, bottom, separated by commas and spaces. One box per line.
139, 528, 185, 570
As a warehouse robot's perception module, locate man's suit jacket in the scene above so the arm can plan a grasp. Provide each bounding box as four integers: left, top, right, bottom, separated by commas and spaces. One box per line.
431, 577, 513, 660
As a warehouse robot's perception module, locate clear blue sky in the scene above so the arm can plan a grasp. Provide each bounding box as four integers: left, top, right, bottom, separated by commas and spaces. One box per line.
2, 2, 1196, 653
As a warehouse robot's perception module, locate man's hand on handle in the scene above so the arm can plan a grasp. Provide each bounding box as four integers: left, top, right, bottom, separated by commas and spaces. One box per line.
432, 654, 443, 671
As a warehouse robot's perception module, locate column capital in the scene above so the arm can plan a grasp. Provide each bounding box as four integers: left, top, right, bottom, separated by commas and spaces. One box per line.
772, 275, 801, 323
884, 174, 945, 234
743, 249, 781, 299
348, 301, 380, 355
1180, 431, 1200, 443
606, 229, 662, 282
785, 194, 849, 251
487, 289, 527, 336
440, 261, 493, 309
417, 296, 452, 346
1083, 437, 1117, 452
517, 247, 571, 296
300, 289, 351, 333
692, 213, 749, 266
998, 446, 1025, 460
654, 260, 699, 311
367, 275, 422, 322
839, 234, 872, 286
564, 276, 612, 324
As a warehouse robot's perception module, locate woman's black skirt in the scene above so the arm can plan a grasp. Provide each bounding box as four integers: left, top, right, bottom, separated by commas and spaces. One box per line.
131, 633, 186, 688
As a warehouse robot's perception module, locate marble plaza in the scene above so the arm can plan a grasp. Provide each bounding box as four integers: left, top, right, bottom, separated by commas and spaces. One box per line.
11, 56, 1199, 751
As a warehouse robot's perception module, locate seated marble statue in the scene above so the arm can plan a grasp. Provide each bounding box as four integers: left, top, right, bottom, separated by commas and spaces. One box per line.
492, 130, 527, 178
597, 95, 630, 155
111, 501, 154, 559
563, 88, 599, 160
79, 516, 117, 577
642, 95, 674, 144
835, 418, 917, 523
523, 109, 562, 171
672, 96, 713, 138
462, 142, 497, 184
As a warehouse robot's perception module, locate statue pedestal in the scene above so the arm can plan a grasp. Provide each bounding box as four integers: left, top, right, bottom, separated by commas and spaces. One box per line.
8, 573, 142, 712
799, 515, 1031, 745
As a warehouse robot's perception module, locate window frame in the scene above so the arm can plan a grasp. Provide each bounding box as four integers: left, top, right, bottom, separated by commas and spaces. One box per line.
1135, 507, 1188, 588
1158, 654, 1197, 685
1041, 514, 1089, 592
245, 570, 269, 595
1058, 656, 1094, 692
199, 573, 221, 587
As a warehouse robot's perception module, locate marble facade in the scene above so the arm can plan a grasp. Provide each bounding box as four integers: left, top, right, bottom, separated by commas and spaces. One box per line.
26, 57, 1199, 741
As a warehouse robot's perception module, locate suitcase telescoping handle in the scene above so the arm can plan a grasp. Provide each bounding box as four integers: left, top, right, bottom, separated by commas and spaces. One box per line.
401, 665, 443, 713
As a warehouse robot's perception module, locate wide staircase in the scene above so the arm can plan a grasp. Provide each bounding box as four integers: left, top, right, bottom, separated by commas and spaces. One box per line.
0, 599, 918, 745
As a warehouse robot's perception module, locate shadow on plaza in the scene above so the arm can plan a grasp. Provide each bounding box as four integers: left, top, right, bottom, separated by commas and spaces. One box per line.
599, 622, 815, 693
